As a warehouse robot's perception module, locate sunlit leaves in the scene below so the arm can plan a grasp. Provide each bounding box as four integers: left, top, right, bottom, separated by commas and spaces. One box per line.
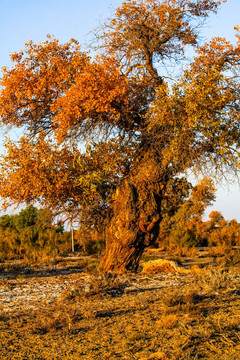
51, 56, 131, 142
100, 0, 224, 82
0, 0, 239, 239
146, 29, 240, 177
0, 37, 88, 134
158, 178, 216, 248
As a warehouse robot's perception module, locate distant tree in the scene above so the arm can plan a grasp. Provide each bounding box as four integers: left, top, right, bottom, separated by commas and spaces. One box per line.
158, 178, 216, 250
207, 211, 240, 248
0, 214, 12, 229
55, 221, 64, 234
0, 206, 70, 260
15, 205, 39, 229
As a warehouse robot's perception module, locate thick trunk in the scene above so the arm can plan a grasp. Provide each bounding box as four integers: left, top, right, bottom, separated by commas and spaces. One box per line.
101, 178, 162, 272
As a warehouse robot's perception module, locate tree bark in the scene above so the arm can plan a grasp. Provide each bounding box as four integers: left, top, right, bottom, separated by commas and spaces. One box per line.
101, 165, 163, 272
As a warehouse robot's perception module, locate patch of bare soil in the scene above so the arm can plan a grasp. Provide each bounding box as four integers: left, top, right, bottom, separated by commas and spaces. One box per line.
0, 267, 183, 313
0, 252, 201, 313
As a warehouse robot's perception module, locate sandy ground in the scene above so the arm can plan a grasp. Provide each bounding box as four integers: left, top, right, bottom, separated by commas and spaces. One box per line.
0, 267, 183, 313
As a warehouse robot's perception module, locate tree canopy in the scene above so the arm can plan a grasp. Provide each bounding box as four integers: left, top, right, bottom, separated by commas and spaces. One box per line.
0, 0, 239, 271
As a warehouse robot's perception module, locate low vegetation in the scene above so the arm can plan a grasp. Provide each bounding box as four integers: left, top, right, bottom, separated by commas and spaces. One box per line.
0, 249, 239, 359
0, 206, 72, 262
1, 184, 240, 265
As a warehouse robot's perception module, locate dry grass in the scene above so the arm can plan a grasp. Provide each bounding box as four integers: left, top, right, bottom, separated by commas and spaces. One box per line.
0, 250, 240, 360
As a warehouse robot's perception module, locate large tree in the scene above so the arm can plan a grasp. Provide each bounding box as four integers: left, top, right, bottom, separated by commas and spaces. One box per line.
0, 0, 240, 272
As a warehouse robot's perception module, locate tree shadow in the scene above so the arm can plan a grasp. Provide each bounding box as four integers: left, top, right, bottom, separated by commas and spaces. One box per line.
0, 264, 84, 280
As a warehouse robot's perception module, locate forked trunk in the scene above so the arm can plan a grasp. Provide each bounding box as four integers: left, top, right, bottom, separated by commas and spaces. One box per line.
101, 172, 162, 272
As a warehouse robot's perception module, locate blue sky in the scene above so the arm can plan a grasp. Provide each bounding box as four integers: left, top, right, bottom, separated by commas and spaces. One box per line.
0, 0, 240, 220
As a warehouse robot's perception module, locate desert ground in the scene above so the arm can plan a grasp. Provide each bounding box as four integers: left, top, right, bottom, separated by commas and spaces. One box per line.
0, 248, 240, 360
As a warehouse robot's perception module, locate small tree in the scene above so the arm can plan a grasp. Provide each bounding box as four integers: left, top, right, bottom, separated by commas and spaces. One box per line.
15, 205, 39, 229
158, 178, 216, 251
207, 211, 240, 248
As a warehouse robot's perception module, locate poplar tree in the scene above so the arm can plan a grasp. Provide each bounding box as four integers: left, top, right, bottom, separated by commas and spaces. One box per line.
0, 1, 240, 271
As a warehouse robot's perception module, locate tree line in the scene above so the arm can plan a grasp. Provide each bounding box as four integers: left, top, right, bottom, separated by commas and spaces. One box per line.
1, 179, 239, 262
0, 205, 71, 261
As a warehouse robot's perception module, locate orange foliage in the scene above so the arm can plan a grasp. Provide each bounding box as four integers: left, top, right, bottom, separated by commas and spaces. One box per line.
51, 56, 131, 142
0, 36, 136, 216
0, 37, 87, 132
0, 136, 82, 212
0, 1, 239, 267
0, 37, 133, 143
102, 0, 224, 83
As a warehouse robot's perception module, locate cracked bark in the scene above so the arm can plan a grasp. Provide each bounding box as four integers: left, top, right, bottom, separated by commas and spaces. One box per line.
101, 156, 163, 272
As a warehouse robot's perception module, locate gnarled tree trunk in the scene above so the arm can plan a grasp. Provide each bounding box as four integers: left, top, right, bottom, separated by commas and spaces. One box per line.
101, 156, 163, 272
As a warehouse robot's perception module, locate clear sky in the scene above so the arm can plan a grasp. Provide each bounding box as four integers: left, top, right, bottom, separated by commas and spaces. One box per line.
0, 0, 240, 221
